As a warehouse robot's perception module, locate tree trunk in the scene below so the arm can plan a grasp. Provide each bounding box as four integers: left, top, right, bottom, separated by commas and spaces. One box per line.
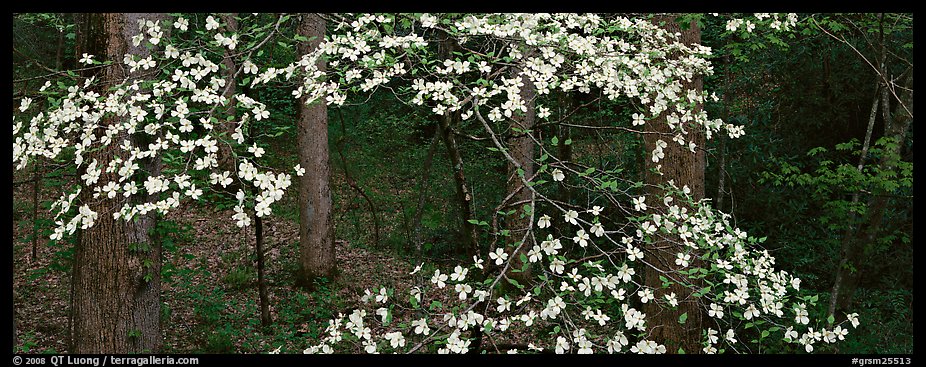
830, 67, 912, 319
556, 92, 574, 205
439, 116, 480, 257
55, 18, 64, 70
715, 56, 732, 212
295, 13, 336, 287
828, 82, 880, 319
31, 160, 40, 263
436, 33, 479, 257
254, 215, 272, 326
69, 13, 165, 353
504, 61, 536, 283
642, 15, 705, 354
215, 13, 240, 194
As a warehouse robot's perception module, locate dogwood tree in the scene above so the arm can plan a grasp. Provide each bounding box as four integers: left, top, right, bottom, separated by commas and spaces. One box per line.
12, 12, 858, 354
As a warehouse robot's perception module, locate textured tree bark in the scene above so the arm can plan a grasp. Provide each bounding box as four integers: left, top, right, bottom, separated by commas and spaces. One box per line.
215, 13, 240, 195
295, 13, 336, 287
642, 15, 705, 354
254, 215, 272, 326
69, 13, 165, 353
504, 62, 536, 283
830, 68, 912, 319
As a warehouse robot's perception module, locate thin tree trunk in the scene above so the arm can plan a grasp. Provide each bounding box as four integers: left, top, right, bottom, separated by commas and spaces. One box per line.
556, 92, 574, 205
31, 160, 40, 263
295, 13, 336, 287
857, 87, 881, 172
412, 129, 441, 252
216, 13, 240, 194
435, 33, 479, 257
642, 15, 705, 355
504, 60, 536, 283
70, 13, 165, 353
254, 215, 272, 326
439, 117, 480, 257
828, 85, 880, 319
830, 67, 912, 319
715, 56, 731, 212
829, 17, 901, 319
55, 19, 64, 70
715, 135, 726, 211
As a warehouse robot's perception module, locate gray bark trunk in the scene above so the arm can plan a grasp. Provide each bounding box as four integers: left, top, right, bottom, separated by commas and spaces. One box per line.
70, 13, 166, 353
504, 60, 536, 283
295, 13, 336, 287
642, 16, 705, 354
216, 13, 240, 195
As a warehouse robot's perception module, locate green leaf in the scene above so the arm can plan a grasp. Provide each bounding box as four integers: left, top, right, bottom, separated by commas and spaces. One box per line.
693, 286, 711, 298
551, 136, 559, 146
678, 312, 688, 324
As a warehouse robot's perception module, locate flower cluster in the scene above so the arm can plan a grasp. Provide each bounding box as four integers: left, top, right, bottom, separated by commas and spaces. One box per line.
14, 14, 297, 239
295, 185, 856, 354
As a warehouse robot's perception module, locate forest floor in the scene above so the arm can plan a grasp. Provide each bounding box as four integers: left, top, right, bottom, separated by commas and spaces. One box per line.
12, 179, 435, 353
